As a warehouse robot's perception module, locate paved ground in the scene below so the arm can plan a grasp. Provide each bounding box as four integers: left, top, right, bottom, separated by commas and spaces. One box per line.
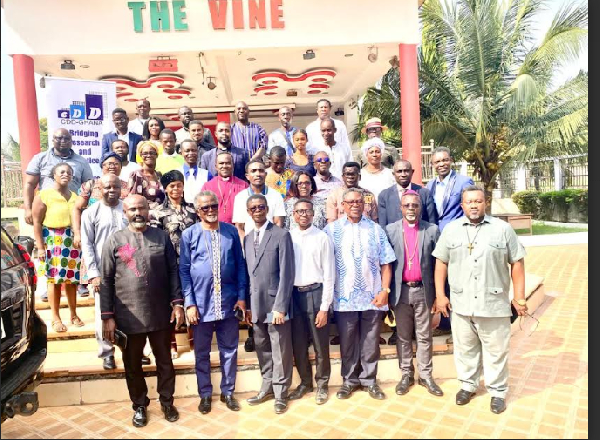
1, 244, 588, 439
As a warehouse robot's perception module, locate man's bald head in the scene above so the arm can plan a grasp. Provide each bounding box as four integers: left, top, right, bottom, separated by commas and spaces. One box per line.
123, 195, 150, 230
100, 174, 122, 205
100, 173, 121, 187
123, 194, 148, 210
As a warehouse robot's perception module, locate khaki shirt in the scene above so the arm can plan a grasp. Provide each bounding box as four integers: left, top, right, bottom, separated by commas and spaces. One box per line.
432, 215, 526, 318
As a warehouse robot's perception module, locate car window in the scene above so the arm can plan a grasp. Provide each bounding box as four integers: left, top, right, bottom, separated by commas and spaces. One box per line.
1, 229, 23, 271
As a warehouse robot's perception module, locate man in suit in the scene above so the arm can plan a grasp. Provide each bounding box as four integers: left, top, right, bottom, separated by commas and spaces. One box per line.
243, 194, 295, 414
386, 190, 443, 397
101, 108, 144, 162
426, 147, 474, 336
379, 159, 437, 227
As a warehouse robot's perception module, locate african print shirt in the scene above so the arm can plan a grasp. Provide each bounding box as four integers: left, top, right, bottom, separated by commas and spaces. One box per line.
150, 198, 198, 256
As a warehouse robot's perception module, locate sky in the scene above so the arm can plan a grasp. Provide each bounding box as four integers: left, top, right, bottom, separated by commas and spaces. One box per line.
0, 0, 587, 144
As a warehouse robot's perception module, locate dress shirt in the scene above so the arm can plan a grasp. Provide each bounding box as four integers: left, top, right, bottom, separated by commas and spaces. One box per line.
401, 220, 422, 282
313, 173, 344, 199
290, 226, 335, 311
253, 221, 270, 247
267, 126, 297, 156
324, 215, 396, 312
181, 164, 210, 204
306, 117, 350, 155
432, 215, 526, 318
434, 171, 453, 217
232, 187, 286, 233
80, 201, 128, 279
312, 142, 353, 180
128, 118, 148, 136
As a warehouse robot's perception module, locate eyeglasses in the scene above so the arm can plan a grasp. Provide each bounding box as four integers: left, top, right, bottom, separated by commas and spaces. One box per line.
516, 311, 540, 337
248, 204, 267, 212
198, 203, 219, 213
402, 203, 420, 209
297, 181, 312, 186
53, 136, 71, 142
314, 157, 330, 163
343, 200, 363, 205
102, 162, 120, 168
294, 209, 314, 216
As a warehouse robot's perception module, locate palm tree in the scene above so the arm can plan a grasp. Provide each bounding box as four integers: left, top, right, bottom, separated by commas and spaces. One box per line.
356, 0, 588, 209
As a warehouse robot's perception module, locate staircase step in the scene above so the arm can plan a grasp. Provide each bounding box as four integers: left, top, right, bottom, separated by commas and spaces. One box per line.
35, 294, 95, 311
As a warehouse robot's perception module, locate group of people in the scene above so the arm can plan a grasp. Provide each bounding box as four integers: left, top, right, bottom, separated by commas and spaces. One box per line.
22, 97, 527, 428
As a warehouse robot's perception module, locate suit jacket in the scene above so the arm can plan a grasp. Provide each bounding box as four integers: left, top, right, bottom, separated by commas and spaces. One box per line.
101, 132, 144, 163
378, 183, 437, 227
243, 222, 295, 324
426, 171, 474, 231
385, 220, 440, 309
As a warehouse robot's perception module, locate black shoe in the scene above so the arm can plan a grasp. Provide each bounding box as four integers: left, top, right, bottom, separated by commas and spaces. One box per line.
330, 335, 340, 345
161, 404, 179, 422
456, 389, 476, 406
244, 337, 255, 352
367, 384, 386, 400
220, 394, 241, 412
288, 384, 314, 401
141, 356, 151, 366
490, 397, 506, 414
102, 356, 116, 370
418, 377, 444, 397
395, 375, 415, 395
315, 387, 329, 405
379, 337, 386, 345
247, 391, 275, 406
132, 407, 148, 428
387, 331, 398, 345
336, 384, 358, 400
198, 397, 212, 414
274, 399, 288, 414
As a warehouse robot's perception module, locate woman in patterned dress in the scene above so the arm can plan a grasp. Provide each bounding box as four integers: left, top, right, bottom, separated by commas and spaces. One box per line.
32, 163, 85, 333
128, 141, 165, 209
284, 171, 327, 231
150, 170, 198, 358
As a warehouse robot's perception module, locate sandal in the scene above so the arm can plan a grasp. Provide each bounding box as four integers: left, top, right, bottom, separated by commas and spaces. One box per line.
52, 320, 67, 333
70, 316, 85, 327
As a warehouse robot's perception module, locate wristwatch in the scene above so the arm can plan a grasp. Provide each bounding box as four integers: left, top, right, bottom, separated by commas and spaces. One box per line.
515, 299, 527, 306
382, 288, 391, 294
173, 304, 184, 309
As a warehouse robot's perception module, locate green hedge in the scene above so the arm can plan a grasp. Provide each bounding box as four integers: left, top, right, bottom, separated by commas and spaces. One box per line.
512, 189, 588, 222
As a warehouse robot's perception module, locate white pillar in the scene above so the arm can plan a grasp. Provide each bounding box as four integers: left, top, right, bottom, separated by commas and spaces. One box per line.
516, 165, 527, 191
460, 162, 468, 176
554, 159, 562, 190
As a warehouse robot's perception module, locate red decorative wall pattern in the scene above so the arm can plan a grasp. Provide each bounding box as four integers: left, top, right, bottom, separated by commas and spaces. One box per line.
252, 69, 336, 96
102, 75, 192, 102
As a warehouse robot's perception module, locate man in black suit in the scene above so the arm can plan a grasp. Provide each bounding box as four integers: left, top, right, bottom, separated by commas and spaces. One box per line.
378, 159, 437, 344
243, 194, 295, 414
378, 159, 437, 227
386, 190, 443, 397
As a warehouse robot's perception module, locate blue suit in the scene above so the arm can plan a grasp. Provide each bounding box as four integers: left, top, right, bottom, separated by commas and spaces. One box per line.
101, 132, 144, 163
179, 222, 247, 397
426, 171, 474, 231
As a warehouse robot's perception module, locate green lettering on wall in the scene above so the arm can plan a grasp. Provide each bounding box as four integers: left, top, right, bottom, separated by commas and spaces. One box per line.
150, 1, 170, 32
128, 1, 146, 33
172, 0, 188, 31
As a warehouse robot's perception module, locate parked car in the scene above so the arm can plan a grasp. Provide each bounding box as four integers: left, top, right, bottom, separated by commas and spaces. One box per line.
1, 227, 47, 423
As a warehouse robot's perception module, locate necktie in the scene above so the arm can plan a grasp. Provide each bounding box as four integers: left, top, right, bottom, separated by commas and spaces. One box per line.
254, 230, 260, 256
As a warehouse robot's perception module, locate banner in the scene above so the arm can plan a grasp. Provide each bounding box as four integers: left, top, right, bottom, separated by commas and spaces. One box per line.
45, 77, 116, 177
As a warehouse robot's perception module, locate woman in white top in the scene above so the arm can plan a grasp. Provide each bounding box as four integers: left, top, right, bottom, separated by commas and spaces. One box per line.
359, 137, 396, 200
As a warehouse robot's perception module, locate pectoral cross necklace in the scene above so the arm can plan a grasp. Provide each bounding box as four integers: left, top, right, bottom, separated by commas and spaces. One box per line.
403, 232, 419, 270
465, 224, 482, 255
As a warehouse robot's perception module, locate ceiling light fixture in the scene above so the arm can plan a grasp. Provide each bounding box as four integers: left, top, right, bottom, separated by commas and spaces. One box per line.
367, 46, 378, 63
303, 49, 316, 61
61, 60, 75, 70
207, 77, 217, 90
344, 53, 354, 58
247, 57, 256, 62
80, 64, 90, 69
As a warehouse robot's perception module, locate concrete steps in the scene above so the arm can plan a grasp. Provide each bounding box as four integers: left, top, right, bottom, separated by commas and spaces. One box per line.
34, 275, 546, 407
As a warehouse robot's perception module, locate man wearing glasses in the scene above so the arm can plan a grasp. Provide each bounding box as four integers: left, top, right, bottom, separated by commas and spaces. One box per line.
179, 191, 247, 415
101, 108, 144, 161
287, 199, 335, 405
324, 188, 396, 401
385, 190, 443, 397
243, 194, 295, 414
432, 186, 527, 414
313, 151, 343, 199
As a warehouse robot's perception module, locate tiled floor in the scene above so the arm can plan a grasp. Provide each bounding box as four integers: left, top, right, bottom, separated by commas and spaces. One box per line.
1, 245, 588, 439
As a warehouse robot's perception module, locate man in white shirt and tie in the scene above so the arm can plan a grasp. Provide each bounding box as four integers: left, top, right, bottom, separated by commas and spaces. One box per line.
287, 198, 335, 405
306, 99, 351, 154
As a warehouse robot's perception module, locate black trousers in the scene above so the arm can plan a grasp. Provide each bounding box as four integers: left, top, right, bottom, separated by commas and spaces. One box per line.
123, 328, 175, 410
291, 286, 331, 388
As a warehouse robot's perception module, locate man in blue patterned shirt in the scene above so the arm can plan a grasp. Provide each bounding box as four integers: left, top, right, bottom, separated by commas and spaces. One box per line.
324, 188, 396, 401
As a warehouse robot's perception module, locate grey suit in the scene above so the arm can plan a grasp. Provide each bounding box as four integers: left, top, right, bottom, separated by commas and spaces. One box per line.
244, 222, 295, 399
386, 220, 440, 379
378, 183, 437, 228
